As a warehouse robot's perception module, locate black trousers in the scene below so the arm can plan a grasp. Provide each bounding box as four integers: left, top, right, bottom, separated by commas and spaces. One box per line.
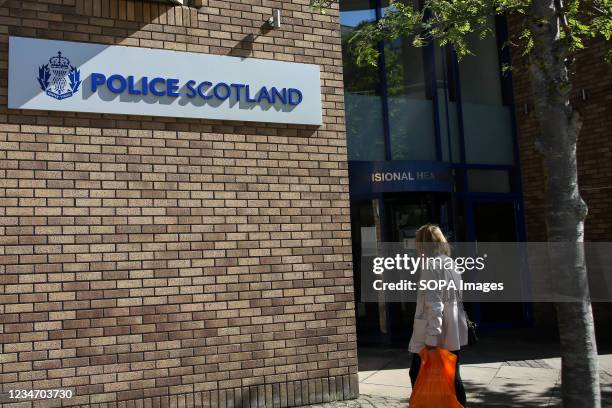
409, 350, 467, 407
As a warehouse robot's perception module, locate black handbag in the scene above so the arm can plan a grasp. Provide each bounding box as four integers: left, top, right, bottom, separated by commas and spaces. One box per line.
459, 291, 478, 346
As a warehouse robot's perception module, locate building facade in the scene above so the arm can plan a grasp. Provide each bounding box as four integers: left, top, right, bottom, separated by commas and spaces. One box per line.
0, 1, 358, 407
341, 0, 529, 345
341, 1, 612, 344
508, 15, 612, 331
2, 0, 611, 407
508, 18, 612, 243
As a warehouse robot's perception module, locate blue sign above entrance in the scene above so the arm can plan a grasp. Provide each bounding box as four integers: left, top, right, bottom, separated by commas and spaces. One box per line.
349, 161, 453, 195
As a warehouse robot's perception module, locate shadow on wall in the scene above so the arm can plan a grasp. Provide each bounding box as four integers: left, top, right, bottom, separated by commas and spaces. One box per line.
3, 0, 182, 110
71, 0, 277, 59
229, 22, 275, 59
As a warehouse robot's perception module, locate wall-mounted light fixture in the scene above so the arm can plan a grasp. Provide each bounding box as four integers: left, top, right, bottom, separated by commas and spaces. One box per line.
268, 9, 281, 29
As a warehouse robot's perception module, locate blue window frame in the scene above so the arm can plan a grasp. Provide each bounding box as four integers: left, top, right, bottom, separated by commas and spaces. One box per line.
342, 1, 525, 211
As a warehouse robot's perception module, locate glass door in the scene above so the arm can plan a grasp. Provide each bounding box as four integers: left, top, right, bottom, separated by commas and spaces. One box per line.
352, 193, 455, 346
463, 198, 531, 328
351, 199, 386, 346
386, 196, 433, 345
385, 193, 453, 344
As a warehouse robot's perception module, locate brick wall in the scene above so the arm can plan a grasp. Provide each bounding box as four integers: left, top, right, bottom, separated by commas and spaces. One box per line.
509, 15, 612, 333
0, 1, 358, 407
509, 16, 612, 242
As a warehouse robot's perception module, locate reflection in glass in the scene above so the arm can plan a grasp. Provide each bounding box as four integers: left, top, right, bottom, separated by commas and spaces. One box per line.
380, 0, 437, 161
459, 18, 515, 165
341, 5, 516, 167
435, 46, 462, 163
467, 169, 512, 193
341, 0, 385, 161
385, 38, 437, 161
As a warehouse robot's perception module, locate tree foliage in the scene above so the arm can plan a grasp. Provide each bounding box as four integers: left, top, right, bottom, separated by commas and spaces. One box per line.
313, 0, 612, 65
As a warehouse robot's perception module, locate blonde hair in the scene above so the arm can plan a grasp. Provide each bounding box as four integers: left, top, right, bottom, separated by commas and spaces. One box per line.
415, 224, 451, 257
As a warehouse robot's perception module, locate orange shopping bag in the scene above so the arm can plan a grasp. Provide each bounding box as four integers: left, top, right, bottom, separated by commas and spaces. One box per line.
409, 348, 463, 408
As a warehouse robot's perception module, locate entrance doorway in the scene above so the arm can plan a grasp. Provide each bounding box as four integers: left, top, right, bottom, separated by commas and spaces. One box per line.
385, 194, 452, 344
463, 198, 531, 328
351, 193, 452, 346
351, 193, 530, 346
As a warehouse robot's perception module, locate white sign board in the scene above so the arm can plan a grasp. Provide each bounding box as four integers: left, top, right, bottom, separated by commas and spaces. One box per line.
8, 36, 322, 125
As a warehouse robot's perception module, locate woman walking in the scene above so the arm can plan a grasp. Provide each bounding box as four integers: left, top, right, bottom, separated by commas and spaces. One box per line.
408, 224, 469, 406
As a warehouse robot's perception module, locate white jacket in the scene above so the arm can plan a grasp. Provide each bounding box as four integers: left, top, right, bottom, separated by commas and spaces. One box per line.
408, 255, 469, 353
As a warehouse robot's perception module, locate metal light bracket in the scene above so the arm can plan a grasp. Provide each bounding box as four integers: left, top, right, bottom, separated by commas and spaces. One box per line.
268, 9, 281, 29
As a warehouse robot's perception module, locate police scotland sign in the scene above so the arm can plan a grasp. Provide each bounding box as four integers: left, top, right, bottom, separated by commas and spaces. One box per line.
8, 36, 322, 125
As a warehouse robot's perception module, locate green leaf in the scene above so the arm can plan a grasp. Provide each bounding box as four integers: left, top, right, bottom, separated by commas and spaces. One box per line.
312, 0, 612, 67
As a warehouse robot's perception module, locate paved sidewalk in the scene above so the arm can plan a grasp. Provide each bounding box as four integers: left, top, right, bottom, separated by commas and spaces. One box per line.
307, 330, 612, 407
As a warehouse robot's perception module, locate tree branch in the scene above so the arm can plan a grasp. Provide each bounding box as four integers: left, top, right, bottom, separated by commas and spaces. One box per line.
554, 0, 571, 34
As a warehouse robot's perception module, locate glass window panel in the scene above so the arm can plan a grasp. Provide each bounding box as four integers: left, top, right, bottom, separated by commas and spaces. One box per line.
467, 169, 512, 193
385, 40, 437, 161
459, 18, 515, 165
341, 0, 386, 161
381, 0, 436, 161
436, 46, 462, 163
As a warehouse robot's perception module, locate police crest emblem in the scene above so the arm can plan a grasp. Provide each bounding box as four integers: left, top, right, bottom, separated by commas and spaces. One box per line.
37, 51, 82, 100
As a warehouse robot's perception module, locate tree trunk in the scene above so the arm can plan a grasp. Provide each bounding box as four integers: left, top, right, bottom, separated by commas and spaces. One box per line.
528, 1, 600, 407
